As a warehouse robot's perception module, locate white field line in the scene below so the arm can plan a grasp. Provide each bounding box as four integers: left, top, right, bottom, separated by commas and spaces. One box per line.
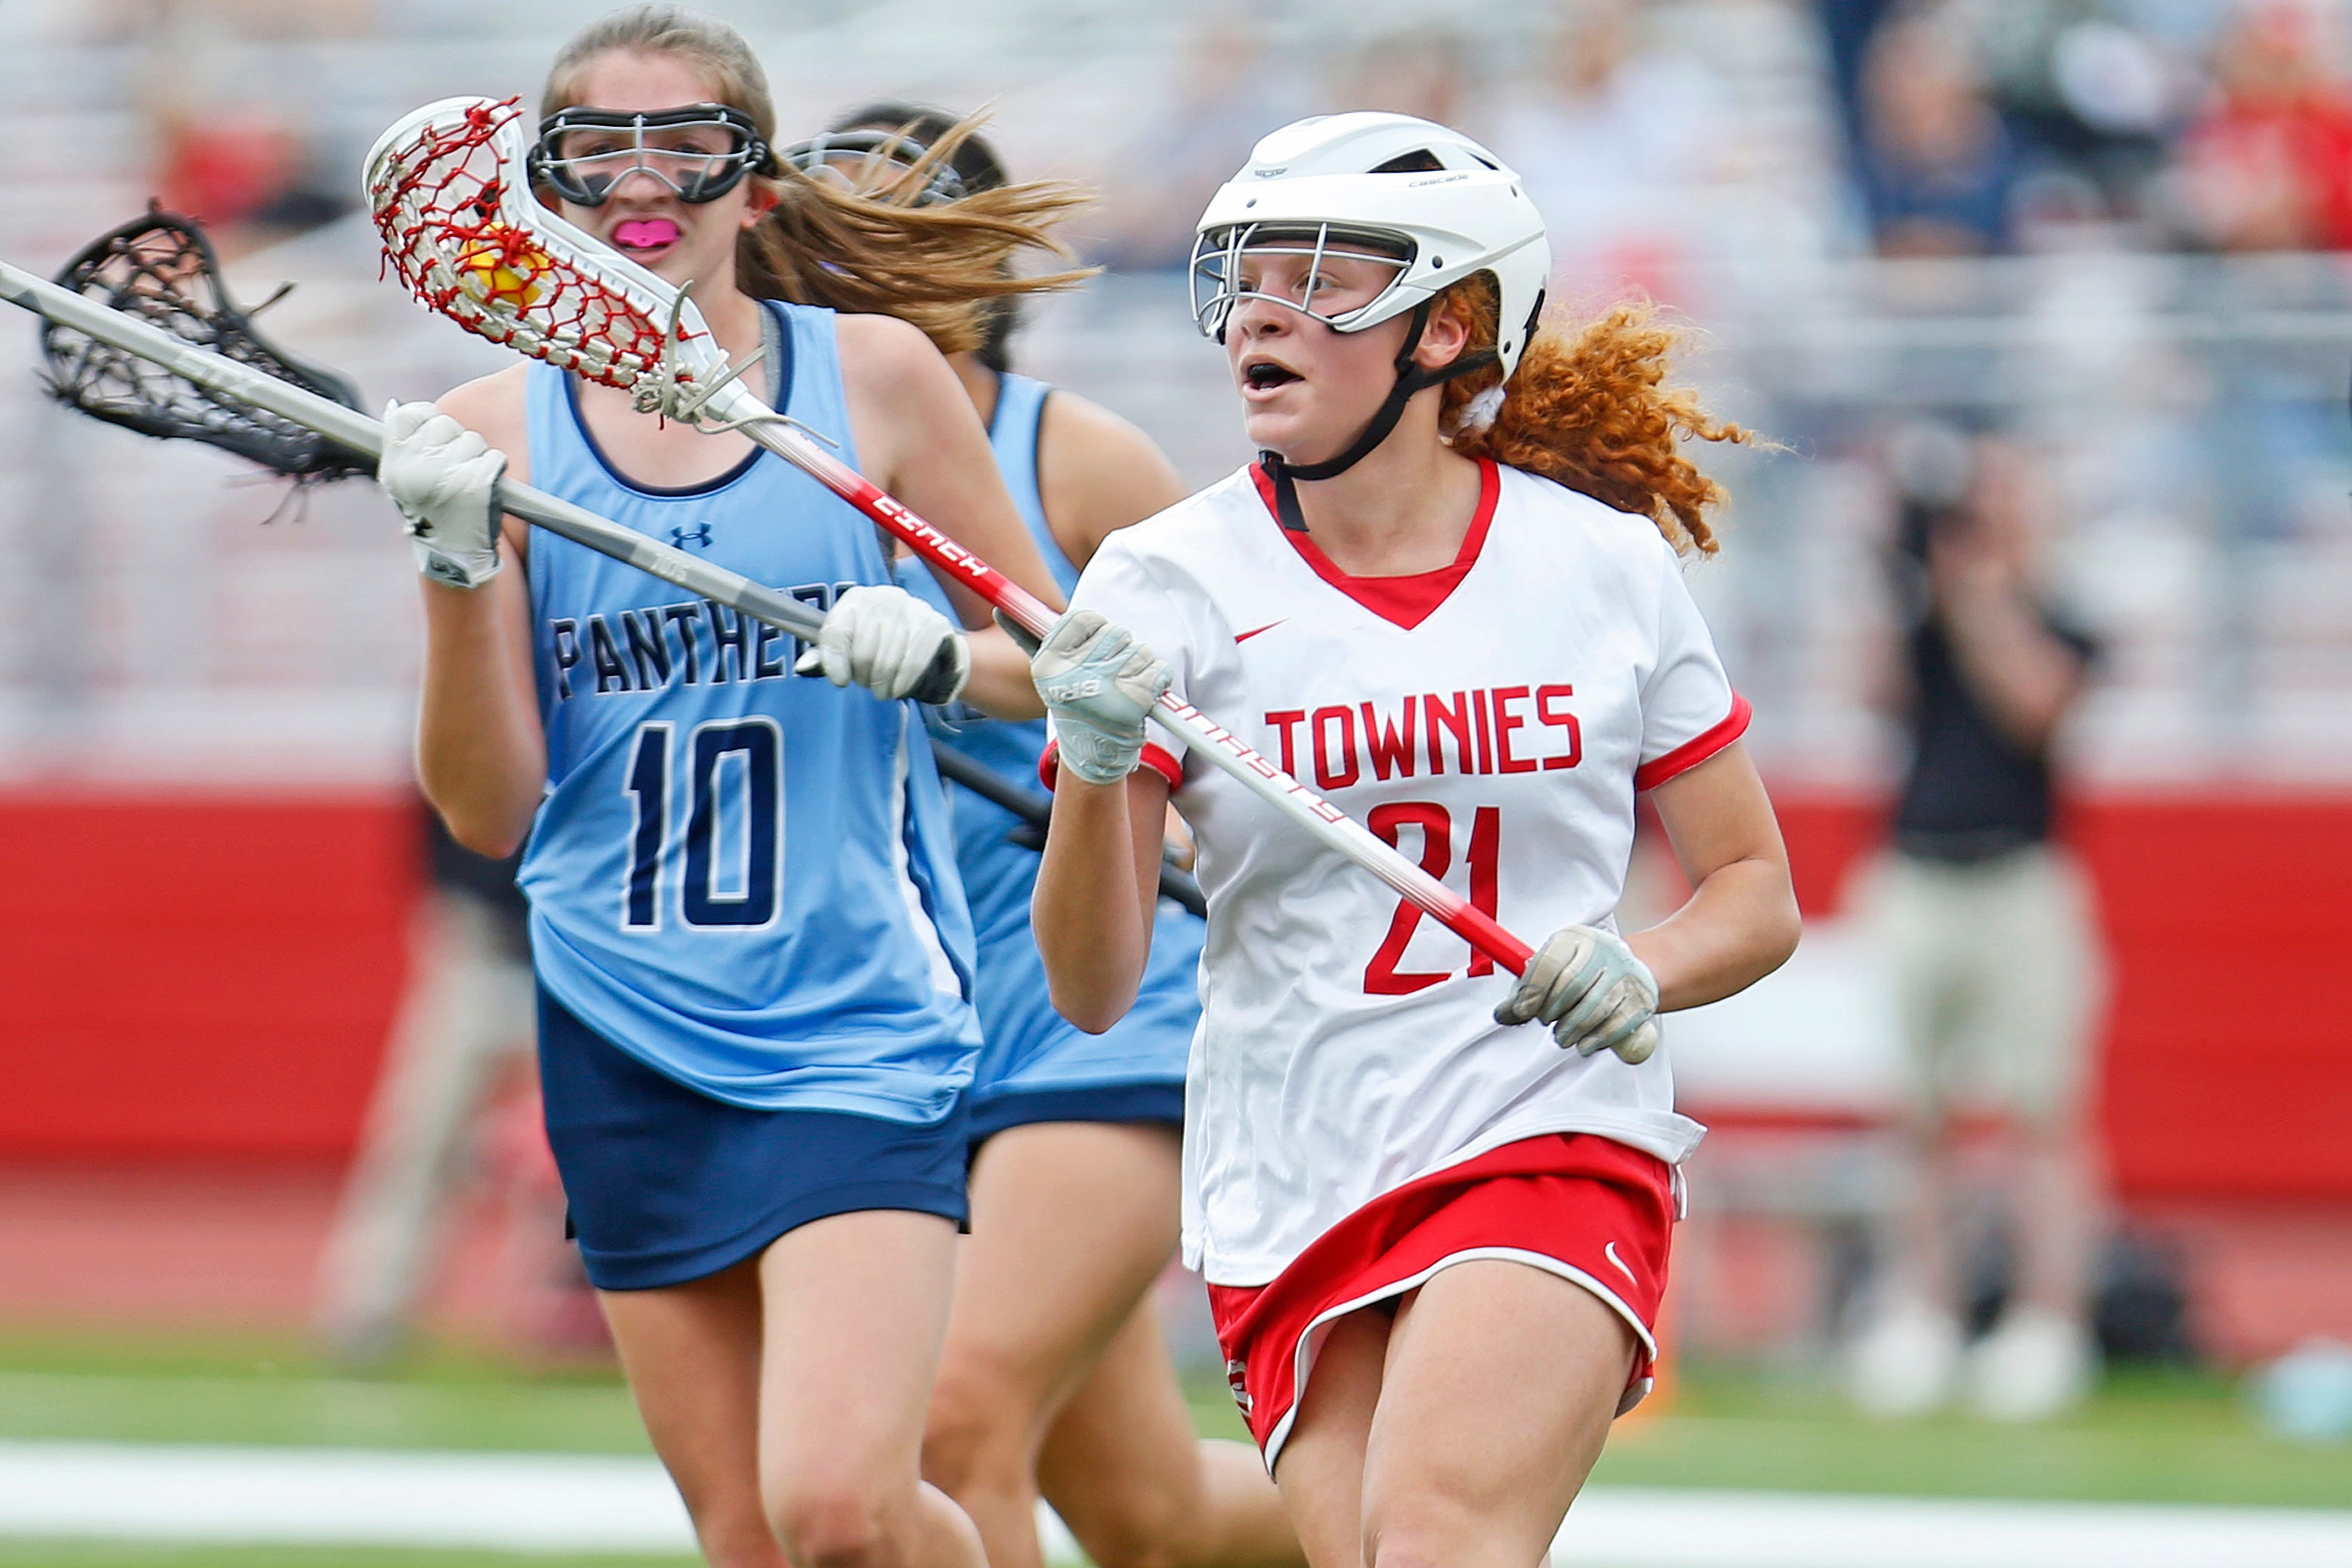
0, 1441, 2348, 1565
0, 1441, 696, 1554
0, 1440, 1082, 1560
1553, 1486, 2352, 1568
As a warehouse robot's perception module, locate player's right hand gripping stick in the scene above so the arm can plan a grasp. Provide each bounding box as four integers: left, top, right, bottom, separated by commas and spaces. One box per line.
1030, 611, 1173, 786
1495, 925, 1662, 1064
379, 400, 507, 589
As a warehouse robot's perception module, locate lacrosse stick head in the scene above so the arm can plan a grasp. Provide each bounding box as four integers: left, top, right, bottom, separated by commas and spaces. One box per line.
40, 205, 375, 482
364, 96, 750, 419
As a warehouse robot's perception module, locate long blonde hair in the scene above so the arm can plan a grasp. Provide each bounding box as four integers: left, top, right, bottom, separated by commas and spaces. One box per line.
540, 5, 1089, 353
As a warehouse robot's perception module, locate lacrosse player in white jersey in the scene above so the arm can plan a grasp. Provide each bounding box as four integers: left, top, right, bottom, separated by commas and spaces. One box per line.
1028, 114, 1802, 1567
793, 106, 1303, 1568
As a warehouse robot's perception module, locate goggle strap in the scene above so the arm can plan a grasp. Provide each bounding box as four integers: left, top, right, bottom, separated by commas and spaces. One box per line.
777, 130, 968, 206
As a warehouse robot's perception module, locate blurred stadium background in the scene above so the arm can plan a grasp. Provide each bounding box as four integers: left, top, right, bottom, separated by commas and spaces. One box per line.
0, 0, 2349, 1563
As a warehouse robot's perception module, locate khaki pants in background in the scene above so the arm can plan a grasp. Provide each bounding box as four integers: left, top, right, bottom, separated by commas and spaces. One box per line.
1852, 844, 2107, 1125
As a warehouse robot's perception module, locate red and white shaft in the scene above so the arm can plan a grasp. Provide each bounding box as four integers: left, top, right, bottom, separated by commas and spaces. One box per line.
739, 417, 1537, 978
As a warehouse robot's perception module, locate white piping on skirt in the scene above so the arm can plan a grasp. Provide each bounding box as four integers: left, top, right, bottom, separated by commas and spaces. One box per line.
1258, 1245, 1657, 1473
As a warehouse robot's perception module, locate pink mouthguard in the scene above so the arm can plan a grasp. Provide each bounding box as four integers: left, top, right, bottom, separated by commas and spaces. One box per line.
613, 218, 680, 250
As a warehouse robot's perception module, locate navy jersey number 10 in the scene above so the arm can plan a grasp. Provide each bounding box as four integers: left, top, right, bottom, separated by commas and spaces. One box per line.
623, 718, 785, 931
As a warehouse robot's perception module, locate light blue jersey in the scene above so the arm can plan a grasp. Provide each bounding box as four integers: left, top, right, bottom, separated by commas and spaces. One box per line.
897, 372, 1204, 1117
519, 300, 979, 1123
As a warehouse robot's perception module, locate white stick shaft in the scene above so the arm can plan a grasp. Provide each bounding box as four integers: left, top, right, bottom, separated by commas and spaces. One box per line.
0, 259, 826, 642
1145, 696, 1475, 906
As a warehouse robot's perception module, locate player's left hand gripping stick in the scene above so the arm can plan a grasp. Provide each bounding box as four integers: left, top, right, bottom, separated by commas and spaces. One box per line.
1495, 926, 1662, 1064
794, 586, 971, 705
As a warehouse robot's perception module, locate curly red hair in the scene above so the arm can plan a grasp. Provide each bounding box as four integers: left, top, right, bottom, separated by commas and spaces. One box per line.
1434, 273, 1751, 557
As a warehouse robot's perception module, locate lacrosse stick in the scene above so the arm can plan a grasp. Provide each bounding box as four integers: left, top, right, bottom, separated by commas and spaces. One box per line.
22, 211, 1191, 904
37, 203, 377, 484
0, 209, 966, 696
365, 98, 1563, 1005
925, 742, 1207, 919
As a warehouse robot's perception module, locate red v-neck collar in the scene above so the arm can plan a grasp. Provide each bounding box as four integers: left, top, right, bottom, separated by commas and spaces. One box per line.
1250, 458, 1500, 631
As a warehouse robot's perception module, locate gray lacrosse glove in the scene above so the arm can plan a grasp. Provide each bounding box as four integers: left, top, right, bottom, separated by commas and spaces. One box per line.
794, 584, 970, 703
1495, 925, 1662, 1064
379, 400, 506, 589
1032, 610, 1173, 786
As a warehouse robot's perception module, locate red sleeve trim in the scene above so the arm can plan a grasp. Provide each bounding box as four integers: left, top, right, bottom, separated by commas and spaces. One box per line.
1633, 693, 1752, 792
1039, 739, 1185, 792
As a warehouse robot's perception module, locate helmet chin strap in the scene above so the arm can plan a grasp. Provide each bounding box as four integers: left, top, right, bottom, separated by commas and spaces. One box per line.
1259, 300, 1497, 533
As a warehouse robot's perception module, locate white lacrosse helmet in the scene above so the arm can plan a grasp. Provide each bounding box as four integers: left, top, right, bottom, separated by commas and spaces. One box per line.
1191, 113, 1551, 380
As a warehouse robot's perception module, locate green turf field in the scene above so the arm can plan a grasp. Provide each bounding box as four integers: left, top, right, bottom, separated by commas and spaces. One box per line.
0, 1328, 2341, 1568
0, 1331, 649, 1456
1591, 1362, 2352, 1509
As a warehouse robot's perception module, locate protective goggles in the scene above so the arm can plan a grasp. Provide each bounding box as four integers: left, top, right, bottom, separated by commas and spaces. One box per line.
777, 129, 968, 207
1189, 222, 1414, 340
528, 104, 773, 206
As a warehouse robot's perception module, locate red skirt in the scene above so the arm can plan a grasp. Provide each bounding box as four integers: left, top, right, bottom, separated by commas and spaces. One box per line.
1205, 1132, 1677, 1469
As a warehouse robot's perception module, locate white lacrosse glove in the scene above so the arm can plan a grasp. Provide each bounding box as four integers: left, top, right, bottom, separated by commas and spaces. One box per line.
1032, 610, 1173, 786
793, 584, 970, 704
378, 400, 506, 589
1495, 925, 1662, 1064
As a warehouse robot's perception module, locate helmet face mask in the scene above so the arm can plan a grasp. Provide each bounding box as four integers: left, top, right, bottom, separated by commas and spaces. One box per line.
531, 105, 772, 207
1191, 113, 1549, 383
1191, 222, 1415, 341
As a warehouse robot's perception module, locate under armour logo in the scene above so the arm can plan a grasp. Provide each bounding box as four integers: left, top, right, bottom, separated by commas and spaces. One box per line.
671, 523, 714, 550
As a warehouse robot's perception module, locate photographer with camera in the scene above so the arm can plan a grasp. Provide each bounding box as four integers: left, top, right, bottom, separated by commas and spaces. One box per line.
1846, 424, 2108, 1422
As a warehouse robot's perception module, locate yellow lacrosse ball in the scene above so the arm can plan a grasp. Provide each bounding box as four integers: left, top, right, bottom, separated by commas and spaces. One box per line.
453, 225, 548, 311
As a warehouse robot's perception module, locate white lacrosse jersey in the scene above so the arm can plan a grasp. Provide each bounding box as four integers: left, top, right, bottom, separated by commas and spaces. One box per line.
1060, 458, 1748, 1284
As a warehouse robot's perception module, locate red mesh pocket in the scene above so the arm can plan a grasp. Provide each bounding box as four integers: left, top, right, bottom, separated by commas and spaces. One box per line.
367, 97, 695, 392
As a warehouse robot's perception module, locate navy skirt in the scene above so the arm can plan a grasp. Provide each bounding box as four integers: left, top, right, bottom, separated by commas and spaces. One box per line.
536, 986, 971, 1291
967, 1080, 1185, 1148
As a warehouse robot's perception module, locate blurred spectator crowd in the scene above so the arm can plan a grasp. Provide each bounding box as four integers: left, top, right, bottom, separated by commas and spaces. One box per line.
51, 1, 2352, 282
1829, 0, 2352, 258
1100, 0, 2352, 280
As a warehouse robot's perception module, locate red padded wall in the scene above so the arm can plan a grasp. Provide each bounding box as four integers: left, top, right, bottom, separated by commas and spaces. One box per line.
1774, 792, 2352, 1205
0, 789, 2346, 1202
0, 794, 417, 1161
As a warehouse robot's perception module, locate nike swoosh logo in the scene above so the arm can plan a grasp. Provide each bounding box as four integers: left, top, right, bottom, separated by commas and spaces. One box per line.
1605, 1241, 1638, 1284
1234, 621, 1285, 643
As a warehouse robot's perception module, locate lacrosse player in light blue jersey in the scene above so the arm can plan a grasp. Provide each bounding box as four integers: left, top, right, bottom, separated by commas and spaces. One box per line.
374, 10, 1085, 1566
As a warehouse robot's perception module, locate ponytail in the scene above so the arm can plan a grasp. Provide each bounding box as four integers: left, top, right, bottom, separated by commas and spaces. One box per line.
738, 114, 1092, 355
1436, 273, 1752, 557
